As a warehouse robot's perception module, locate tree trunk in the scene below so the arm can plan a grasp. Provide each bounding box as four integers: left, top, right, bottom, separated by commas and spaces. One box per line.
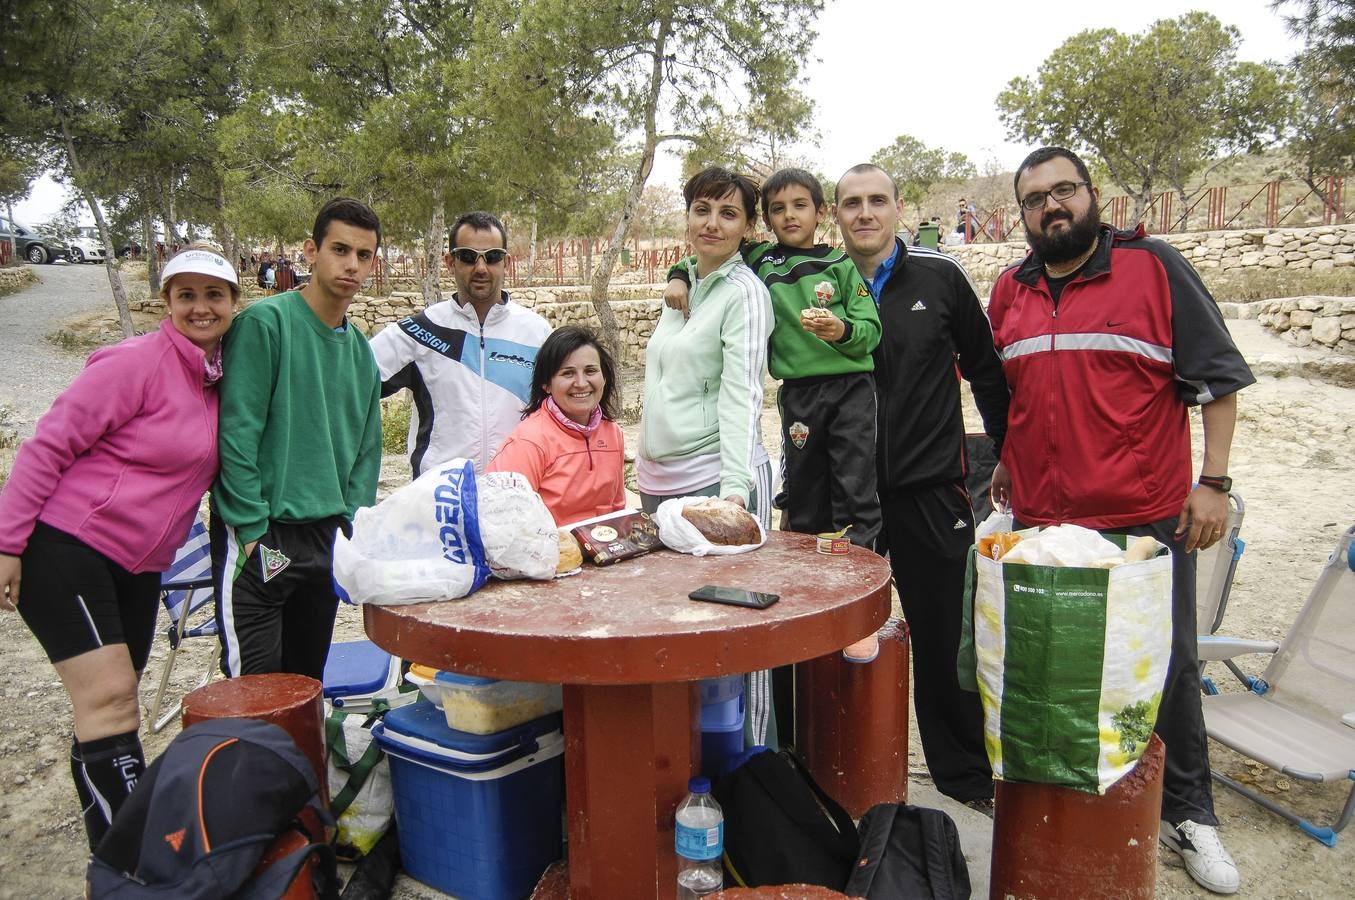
160, 185, 176, 252
421, 206, 445, 305
589, 12, 673, 365
142, 211, 160, 296
213, 176, 240, 275
57, 113, 133, 337
526, 216, 537, 286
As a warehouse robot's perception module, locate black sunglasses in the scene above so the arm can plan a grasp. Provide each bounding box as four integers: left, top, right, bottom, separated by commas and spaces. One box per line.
450, 247, 509, 265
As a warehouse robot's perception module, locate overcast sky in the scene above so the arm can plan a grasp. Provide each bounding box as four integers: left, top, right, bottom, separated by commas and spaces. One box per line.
12, 0, 1301, 227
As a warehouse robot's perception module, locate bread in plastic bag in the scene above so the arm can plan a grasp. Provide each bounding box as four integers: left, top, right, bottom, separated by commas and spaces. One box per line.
475, 471, 560, 580
653, 496, 766, 556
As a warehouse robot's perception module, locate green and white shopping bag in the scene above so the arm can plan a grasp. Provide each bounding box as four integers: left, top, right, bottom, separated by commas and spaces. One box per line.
958, 533, 1173, 794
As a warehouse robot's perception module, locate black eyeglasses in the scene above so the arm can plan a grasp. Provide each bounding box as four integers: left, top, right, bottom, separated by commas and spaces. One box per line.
1019, 181, 1090, 211
450, 247, 509, 265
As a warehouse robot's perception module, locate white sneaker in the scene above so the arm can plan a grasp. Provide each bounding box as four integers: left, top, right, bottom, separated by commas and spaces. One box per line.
1159, 819, 1240, 894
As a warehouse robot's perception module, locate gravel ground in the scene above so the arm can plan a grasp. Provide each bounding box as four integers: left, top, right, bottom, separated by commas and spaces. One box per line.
0, 263, 119, 434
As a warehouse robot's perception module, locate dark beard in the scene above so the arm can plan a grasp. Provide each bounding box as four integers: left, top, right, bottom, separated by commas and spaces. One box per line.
1028, 206, 1100, 264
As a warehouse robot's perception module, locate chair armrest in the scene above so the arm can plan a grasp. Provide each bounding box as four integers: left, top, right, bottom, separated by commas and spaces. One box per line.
1198, 635, 1280, 662
161, 575, 214, 592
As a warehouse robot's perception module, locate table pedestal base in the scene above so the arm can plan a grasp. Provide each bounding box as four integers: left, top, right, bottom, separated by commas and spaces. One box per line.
796, 617, 910, 818
560, 681, 700, 899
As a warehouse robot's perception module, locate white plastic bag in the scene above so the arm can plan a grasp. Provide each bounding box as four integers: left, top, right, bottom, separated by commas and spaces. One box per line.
1000, 523, 1123, 567
653, 496, 766, 557
975, 508, 1013, 539
326, 706, 394, 856
332, 459, 491, 605
474, 471, 559, 580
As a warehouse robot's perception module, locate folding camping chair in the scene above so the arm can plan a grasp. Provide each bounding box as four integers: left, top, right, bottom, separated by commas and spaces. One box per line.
1196, 491, 1246, 637
144, 517, 220, 733
1199, 523, 1355, 845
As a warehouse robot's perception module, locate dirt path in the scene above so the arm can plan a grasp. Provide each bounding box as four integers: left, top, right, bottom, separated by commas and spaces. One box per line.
0, 305, 1352, 897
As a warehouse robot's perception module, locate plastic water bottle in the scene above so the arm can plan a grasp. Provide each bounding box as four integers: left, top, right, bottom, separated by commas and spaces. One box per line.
675, 776, 724, 898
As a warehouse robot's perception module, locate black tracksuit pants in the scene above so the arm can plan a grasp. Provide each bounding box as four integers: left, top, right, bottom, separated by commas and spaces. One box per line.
779, 372, 881, 550
882, 480, 993, 802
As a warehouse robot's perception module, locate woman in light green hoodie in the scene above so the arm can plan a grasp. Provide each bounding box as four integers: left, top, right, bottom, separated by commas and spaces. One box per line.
637, 166, 773, 523
636, 166, 777, 748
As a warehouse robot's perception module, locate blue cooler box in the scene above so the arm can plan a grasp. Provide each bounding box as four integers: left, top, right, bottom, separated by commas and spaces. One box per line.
700, 690, 746, 778
372, 701, 564, 900
322, 639, 413, 712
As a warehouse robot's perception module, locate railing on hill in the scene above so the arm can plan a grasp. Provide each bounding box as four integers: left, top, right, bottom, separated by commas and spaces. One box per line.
963, 175, 1350, 244
370, 242, 695, 294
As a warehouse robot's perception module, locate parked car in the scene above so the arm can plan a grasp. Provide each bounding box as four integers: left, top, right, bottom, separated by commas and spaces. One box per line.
68, 226, 107, 263
0, 215, 68, 264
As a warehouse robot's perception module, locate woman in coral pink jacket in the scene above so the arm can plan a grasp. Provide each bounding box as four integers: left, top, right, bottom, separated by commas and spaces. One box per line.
0, 245, 239, 849
488, 326, 626, 526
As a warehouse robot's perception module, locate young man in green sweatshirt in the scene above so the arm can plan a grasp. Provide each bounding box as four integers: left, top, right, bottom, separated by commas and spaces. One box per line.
665, 168, 883, 552
211, 198, 383, 679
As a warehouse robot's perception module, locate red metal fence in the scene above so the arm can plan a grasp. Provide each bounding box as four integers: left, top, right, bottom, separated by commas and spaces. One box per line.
0, 238, 12, 267
964, 175, 1349, 244
370, 242, 696, 294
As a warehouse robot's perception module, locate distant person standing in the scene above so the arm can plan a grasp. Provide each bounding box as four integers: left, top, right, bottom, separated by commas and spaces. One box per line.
955, 198, 978, 242
273, 257, 297, 294
369, 211, 551, 477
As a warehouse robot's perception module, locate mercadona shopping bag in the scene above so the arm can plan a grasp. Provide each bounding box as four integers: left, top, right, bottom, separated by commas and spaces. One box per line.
960, 532, 1172, 794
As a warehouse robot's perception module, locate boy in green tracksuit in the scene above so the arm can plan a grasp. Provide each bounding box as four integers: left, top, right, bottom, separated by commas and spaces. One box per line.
665, 168, 883, 552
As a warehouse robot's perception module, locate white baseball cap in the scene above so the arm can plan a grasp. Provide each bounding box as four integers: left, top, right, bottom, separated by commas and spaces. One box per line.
161, 249, 239, 287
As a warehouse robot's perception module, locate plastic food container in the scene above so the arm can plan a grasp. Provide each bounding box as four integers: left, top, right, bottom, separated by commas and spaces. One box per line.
404, 666, 563, 735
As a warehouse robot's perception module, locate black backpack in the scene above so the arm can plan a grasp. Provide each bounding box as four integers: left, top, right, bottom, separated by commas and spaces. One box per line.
712, 748, 859, 890
843, 802, 971, 900
87, 718, 339, 899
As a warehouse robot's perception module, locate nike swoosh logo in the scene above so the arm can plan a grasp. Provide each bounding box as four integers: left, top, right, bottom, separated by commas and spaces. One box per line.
1106, 320, 1126, 327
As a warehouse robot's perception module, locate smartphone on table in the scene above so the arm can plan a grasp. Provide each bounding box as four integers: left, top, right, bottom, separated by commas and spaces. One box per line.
688, 585, 779, 609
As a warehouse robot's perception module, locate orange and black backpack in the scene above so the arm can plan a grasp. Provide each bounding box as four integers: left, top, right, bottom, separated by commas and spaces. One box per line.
87, 718, 338, 899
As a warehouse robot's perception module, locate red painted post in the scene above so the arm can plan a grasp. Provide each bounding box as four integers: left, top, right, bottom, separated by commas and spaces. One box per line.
990, 734, 1165, 900
796, 618, 910, 818
1265, 181, 1281, 227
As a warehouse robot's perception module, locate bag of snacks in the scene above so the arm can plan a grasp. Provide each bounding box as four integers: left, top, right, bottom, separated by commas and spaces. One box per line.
958, 526, 1172, 794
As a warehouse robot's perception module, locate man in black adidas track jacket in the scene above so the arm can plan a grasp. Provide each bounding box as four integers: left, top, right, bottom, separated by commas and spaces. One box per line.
835, 164, 1009, 805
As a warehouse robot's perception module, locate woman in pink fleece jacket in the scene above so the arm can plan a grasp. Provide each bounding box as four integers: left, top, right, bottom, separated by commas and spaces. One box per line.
488, 325, 626, 526
0, 245, 238, 849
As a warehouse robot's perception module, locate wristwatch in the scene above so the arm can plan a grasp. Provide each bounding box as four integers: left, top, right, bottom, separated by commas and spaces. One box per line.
1198, 474, 1232, 492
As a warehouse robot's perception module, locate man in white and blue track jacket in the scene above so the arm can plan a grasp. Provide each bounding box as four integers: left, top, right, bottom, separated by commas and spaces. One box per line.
370, 211, 552, 476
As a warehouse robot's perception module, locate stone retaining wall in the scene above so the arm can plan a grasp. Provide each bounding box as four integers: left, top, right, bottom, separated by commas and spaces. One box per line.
1254, 296, 1355, 353
948, 223, 1355, 283
0, 266, 37, 295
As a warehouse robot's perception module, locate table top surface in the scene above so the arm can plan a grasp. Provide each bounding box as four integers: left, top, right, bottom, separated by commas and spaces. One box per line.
363, 531, 893, 684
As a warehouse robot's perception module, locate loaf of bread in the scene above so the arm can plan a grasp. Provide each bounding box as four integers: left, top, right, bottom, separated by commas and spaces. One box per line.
556, 529, 583, 573
681, 499, 761, 546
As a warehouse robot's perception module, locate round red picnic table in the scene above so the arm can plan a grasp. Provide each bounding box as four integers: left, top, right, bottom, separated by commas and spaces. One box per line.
363, 530, 892, 900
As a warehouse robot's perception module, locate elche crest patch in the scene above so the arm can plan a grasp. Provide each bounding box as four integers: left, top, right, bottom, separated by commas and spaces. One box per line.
259, 544, 291, 582
789, 421, 810, 449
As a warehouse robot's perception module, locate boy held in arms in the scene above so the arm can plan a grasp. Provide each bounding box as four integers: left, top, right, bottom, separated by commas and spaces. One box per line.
664, 168, 882, 659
